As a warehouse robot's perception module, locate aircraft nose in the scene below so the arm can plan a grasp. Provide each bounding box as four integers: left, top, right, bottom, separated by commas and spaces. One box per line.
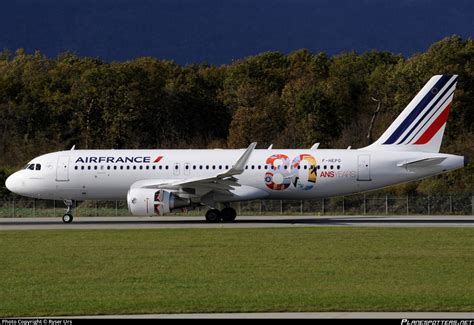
5, 173, 20, 193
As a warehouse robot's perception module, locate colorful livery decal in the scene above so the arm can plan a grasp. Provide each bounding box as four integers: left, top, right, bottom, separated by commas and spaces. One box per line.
264, 154, 291, 190
265, 153, 317, 191
291, 154, 317, 190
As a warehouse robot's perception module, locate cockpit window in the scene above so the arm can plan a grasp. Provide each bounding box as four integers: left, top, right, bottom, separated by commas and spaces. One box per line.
24, 163, 41, 170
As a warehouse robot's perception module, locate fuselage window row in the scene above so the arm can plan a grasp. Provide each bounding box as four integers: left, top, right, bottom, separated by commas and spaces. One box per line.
72, 164, 342, 171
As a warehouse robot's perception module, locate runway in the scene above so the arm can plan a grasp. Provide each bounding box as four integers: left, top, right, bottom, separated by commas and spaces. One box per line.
1, 215, 473, 230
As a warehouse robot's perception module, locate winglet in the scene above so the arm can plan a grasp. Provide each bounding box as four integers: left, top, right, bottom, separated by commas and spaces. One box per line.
218, 142, 257, 178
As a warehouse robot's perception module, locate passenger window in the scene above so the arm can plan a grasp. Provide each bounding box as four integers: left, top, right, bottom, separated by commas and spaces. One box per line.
81, 166, 85, 170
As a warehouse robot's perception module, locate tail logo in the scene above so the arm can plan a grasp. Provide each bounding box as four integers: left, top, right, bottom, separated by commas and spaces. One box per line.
383, 75, 457, 146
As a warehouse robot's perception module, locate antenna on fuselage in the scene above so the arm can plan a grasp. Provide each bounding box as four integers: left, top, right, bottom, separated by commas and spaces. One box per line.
310, 143, 320, 150
267, 144, 273, 149
70, 145, 76, 151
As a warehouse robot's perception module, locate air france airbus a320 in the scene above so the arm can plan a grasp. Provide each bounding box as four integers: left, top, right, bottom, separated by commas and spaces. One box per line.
6, 75, 466, 223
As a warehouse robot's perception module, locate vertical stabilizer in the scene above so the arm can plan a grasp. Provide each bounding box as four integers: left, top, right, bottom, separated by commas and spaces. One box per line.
364, 75, 458, 153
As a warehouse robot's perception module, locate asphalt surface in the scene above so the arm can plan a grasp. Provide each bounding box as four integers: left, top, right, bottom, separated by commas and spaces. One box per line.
1, 215, 473, 230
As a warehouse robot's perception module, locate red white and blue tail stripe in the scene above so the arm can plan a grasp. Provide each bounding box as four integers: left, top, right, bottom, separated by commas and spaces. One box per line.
366, 75, 457, 153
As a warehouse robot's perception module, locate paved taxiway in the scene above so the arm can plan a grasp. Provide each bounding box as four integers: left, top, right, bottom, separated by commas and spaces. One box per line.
1, 215, 472, 230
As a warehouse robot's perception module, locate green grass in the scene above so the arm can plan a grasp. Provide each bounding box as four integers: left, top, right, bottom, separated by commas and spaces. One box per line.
0, 228, 472, 316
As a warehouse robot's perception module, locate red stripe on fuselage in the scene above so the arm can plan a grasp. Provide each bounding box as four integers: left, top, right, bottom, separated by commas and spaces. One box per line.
414, 102, 452, 145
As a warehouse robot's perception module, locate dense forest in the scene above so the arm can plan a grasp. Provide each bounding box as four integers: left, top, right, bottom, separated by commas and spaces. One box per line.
0, 36, 473, 197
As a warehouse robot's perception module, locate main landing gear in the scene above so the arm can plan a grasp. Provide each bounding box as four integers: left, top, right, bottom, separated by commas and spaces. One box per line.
205, 207, 237, 223
62, 200, 74, 224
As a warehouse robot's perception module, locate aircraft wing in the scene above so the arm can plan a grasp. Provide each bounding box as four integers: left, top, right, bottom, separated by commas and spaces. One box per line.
130, 142, 257, 195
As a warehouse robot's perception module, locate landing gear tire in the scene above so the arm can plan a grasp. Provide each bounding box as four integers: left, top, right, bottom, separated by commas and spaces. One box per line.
62, 213, 73, 224
62, 200, 74, 224
221, 207, 237, 222
205, 209, 221, 223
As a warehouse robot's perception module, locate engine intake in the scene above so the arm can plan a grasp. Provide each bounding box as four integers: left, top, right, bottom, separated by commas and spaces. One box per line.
127, 188, 191, 215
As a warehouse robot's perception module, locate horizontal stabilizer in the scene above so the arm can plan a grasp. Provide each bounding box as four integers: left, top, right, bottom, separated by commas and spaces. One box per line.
397, 157, 446, 168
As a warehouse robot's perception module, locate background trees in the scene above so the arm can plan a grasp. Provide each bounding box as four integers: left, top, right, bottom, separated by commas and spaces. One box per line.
0, 36, 472, 196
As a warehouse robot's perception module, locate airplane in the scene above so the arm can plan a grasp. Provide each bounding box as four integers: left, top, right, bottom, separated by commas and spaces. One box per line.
5, 75, 466, 223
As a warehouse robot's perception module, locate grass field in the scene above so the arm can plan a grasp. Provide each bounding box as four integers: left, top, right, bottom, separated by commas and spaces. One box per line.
0, 227, 472, 316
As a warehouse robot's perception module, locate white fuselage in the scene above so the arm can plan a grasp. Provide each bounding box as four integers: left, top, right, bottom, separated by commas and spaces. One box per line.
6, 148, 464, 202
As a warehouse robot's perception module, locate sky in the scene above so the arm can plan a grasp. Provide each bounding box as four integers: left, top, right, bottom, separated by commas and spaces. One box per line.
0, 0, 472, 65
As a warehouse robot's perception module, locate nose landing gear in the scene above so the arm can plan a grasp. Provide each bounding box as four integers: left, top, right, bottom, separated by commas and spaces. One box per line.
62, 200, 74, 223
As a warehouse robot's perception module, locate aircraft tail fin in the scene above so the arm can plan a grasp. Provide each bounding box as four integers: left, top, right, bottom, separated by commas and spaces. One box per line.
364, 75, 458, 153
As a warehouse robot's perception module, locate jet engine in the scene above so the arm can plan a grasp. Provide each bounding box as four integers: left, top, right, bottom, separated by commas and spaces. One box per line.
127, 188, 191, 215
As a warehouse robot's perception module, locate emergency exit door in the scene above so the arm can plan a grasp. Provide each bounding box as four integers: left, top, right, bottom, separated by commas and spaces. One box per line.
56, 156, 70, 181
357, 155, 371, 181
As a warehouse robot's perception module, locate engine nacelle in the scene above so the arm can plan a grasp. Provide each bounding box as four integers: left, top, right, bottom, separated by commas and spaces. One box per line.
127, 188, 191, 216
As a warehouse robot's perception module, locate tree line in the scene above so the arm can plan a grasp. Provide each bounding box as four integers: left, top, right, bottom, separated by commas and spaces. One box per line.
0, 36, 473, 197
